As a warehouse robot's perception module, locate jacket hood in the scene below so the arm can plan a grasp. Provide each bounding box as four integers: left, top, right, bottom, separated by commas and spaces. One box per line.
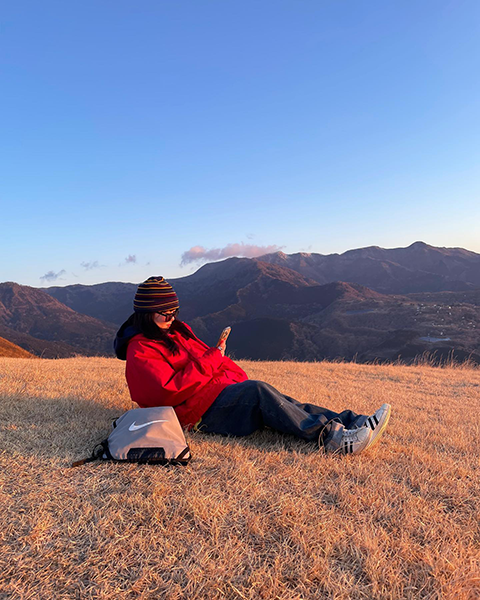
114, 314, 140, 360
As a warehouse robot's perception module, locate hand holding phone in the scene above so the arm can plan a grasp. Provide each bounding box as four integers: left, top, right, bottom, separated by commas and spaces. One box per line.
216, 327, 231, 355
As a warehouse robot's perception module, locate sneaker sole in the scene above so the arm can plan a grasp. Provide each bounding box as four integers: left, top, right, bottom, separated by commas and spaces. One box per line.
365, 404, 391, 450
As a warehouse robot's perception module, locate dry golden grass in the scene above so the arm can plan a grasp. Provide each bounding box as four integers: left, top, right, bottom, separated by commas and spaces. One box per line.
0, 356, 479, 600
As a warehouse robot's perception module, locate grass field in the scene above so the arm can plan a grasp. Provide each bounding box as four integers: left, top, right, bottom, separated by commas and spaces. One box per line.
1, 356, 479, 599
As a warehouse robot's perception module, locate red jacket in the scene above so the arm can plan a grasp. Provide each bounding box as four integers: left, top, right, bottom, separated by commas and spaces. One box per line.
125, 323, 248, 428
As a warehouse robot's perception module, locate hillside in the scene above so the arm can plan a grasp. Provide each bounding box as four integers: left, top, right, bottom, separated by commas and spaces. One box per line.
1, 357, 479, 599
0, 323, 82, 359
0, 282, 117, 357
45, 259, 322, 325
45, 281, 136, 325
0, 336, 35, 358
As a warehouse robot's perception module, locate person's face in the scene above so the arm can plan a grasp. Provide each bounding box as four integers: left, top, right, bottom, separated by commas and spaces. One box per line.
153, 309, 178, 330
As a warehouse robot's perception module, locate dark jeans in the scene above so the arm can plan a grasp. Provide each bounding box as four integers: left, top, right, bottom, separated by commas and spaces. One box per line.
199, 380, 368, 447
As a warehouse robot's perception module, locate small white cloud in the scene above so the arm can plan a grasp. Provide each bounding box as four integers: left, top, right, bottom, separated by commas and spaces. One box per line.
40, 269, 67, 282
81, 261, 101, 270
118, 254, 139, 267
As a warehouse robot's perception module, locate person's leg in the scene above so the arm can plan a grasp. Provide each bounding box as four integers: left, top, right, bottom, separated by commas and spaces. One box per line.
199, 380, 365, 445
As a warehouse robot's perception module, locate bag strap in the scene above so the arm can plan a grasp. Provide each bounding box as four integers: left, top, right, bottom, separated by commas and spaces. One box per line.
71, 440, 108, 468
71, 442, 192, 467
172, 445, 191, 465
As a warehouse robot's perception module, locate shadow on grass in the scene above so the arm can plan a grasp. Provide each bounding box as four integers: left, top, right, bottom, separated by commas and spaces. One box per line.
1, 394, 123, 462
1, 394, 319, 463
189, 428, 319, 456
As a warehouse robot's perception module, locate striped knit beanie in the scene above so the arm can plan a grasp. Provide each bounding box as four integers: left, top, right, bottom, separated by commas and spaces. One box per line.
133, 276, 180, 313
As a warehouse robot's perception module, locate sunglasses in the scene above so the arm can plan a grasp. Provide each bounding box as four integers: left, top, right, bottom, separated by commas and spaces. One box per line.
156, 308, 179, 321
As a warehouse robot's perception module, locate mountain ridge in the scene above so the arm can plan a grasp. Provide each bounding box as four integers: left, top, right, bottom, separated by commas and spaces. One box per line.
2, 242, 479, 363
257, 241, 480, 292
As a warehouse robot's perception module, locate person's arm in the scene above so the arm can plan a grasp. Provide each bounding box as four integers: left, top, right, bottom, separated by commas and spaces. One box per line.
126, 338, 223, 407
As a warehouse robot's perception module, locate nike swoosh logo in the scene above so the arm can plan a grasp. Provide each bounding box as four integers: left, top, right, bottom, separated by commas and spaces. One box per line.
128, 419, 168, 431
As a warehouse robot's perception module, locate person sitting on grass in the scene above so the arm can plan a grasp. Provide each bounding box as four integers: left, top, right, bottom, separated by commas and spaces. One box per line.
114, 276, 391, 455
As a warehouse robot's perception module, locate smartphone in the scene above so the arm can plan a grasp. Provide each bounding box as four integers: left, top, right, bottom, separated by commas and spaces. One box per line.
216, 326, 231, 347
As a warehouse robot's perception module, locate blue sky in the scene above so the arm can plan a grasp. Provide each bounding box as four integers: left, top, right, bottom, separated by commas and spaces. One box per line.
1, 0, 479, 287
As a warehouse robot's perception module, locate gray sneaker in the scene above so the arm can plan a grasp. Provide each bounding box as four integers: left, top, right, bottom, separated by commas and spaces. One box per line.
364, 403, 391, 449
323, 425, 373, 455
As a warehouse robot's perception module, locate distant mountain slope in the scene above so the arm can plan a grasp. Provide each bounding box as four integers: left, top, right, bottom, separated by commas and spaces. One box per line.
0, 323, 81, 358
0, 282, 117, 357
43, 259, 389, 360
45, 258, 322, 325
45, 258, 383, 326
406, 289, 480, 305
0, 336, 35, 358
46, 281, 136, 325
258, 241, 480, 293
186, 275, 390, 360
174, 258, 346, 323
43, 243, 480, 326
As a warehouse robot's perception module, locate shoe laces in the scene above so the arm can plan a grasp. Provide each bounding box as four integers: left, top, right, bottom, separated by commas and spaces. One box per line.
342, 427, 363, 440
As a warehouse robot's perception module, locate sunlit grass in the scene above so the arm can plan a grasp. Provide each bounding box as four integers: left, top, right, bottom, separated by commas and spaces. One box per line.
1, 357, 479, 599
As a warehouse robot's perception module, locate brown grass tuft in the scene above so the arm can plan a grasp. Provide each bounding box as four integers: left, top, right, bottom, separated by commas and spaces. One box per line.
0, 357, 479, 599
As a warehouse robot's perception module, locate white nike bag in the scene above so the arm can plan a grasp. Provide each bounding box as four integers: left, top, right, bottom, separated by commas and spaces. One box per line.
72, 407, 191, 467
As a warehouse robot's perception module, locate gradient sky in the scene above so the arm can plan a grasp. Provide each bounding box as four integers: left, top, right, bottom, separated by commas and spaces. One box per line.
1, 0, 479, 287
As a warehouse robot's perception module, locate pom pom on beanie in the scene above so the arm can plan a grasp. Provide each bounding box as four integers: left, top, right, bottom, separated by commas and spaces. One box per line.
133, 276, 179, 313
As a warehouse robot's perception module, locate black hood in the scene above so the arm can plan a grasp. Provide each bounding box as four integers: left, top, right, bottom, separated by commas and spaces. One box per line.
114, 314, 140, 360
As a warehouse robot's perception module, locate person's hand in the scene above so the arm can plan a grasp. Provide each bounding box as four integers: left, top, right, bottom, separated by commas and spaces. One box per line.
217, 340, 226, 356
